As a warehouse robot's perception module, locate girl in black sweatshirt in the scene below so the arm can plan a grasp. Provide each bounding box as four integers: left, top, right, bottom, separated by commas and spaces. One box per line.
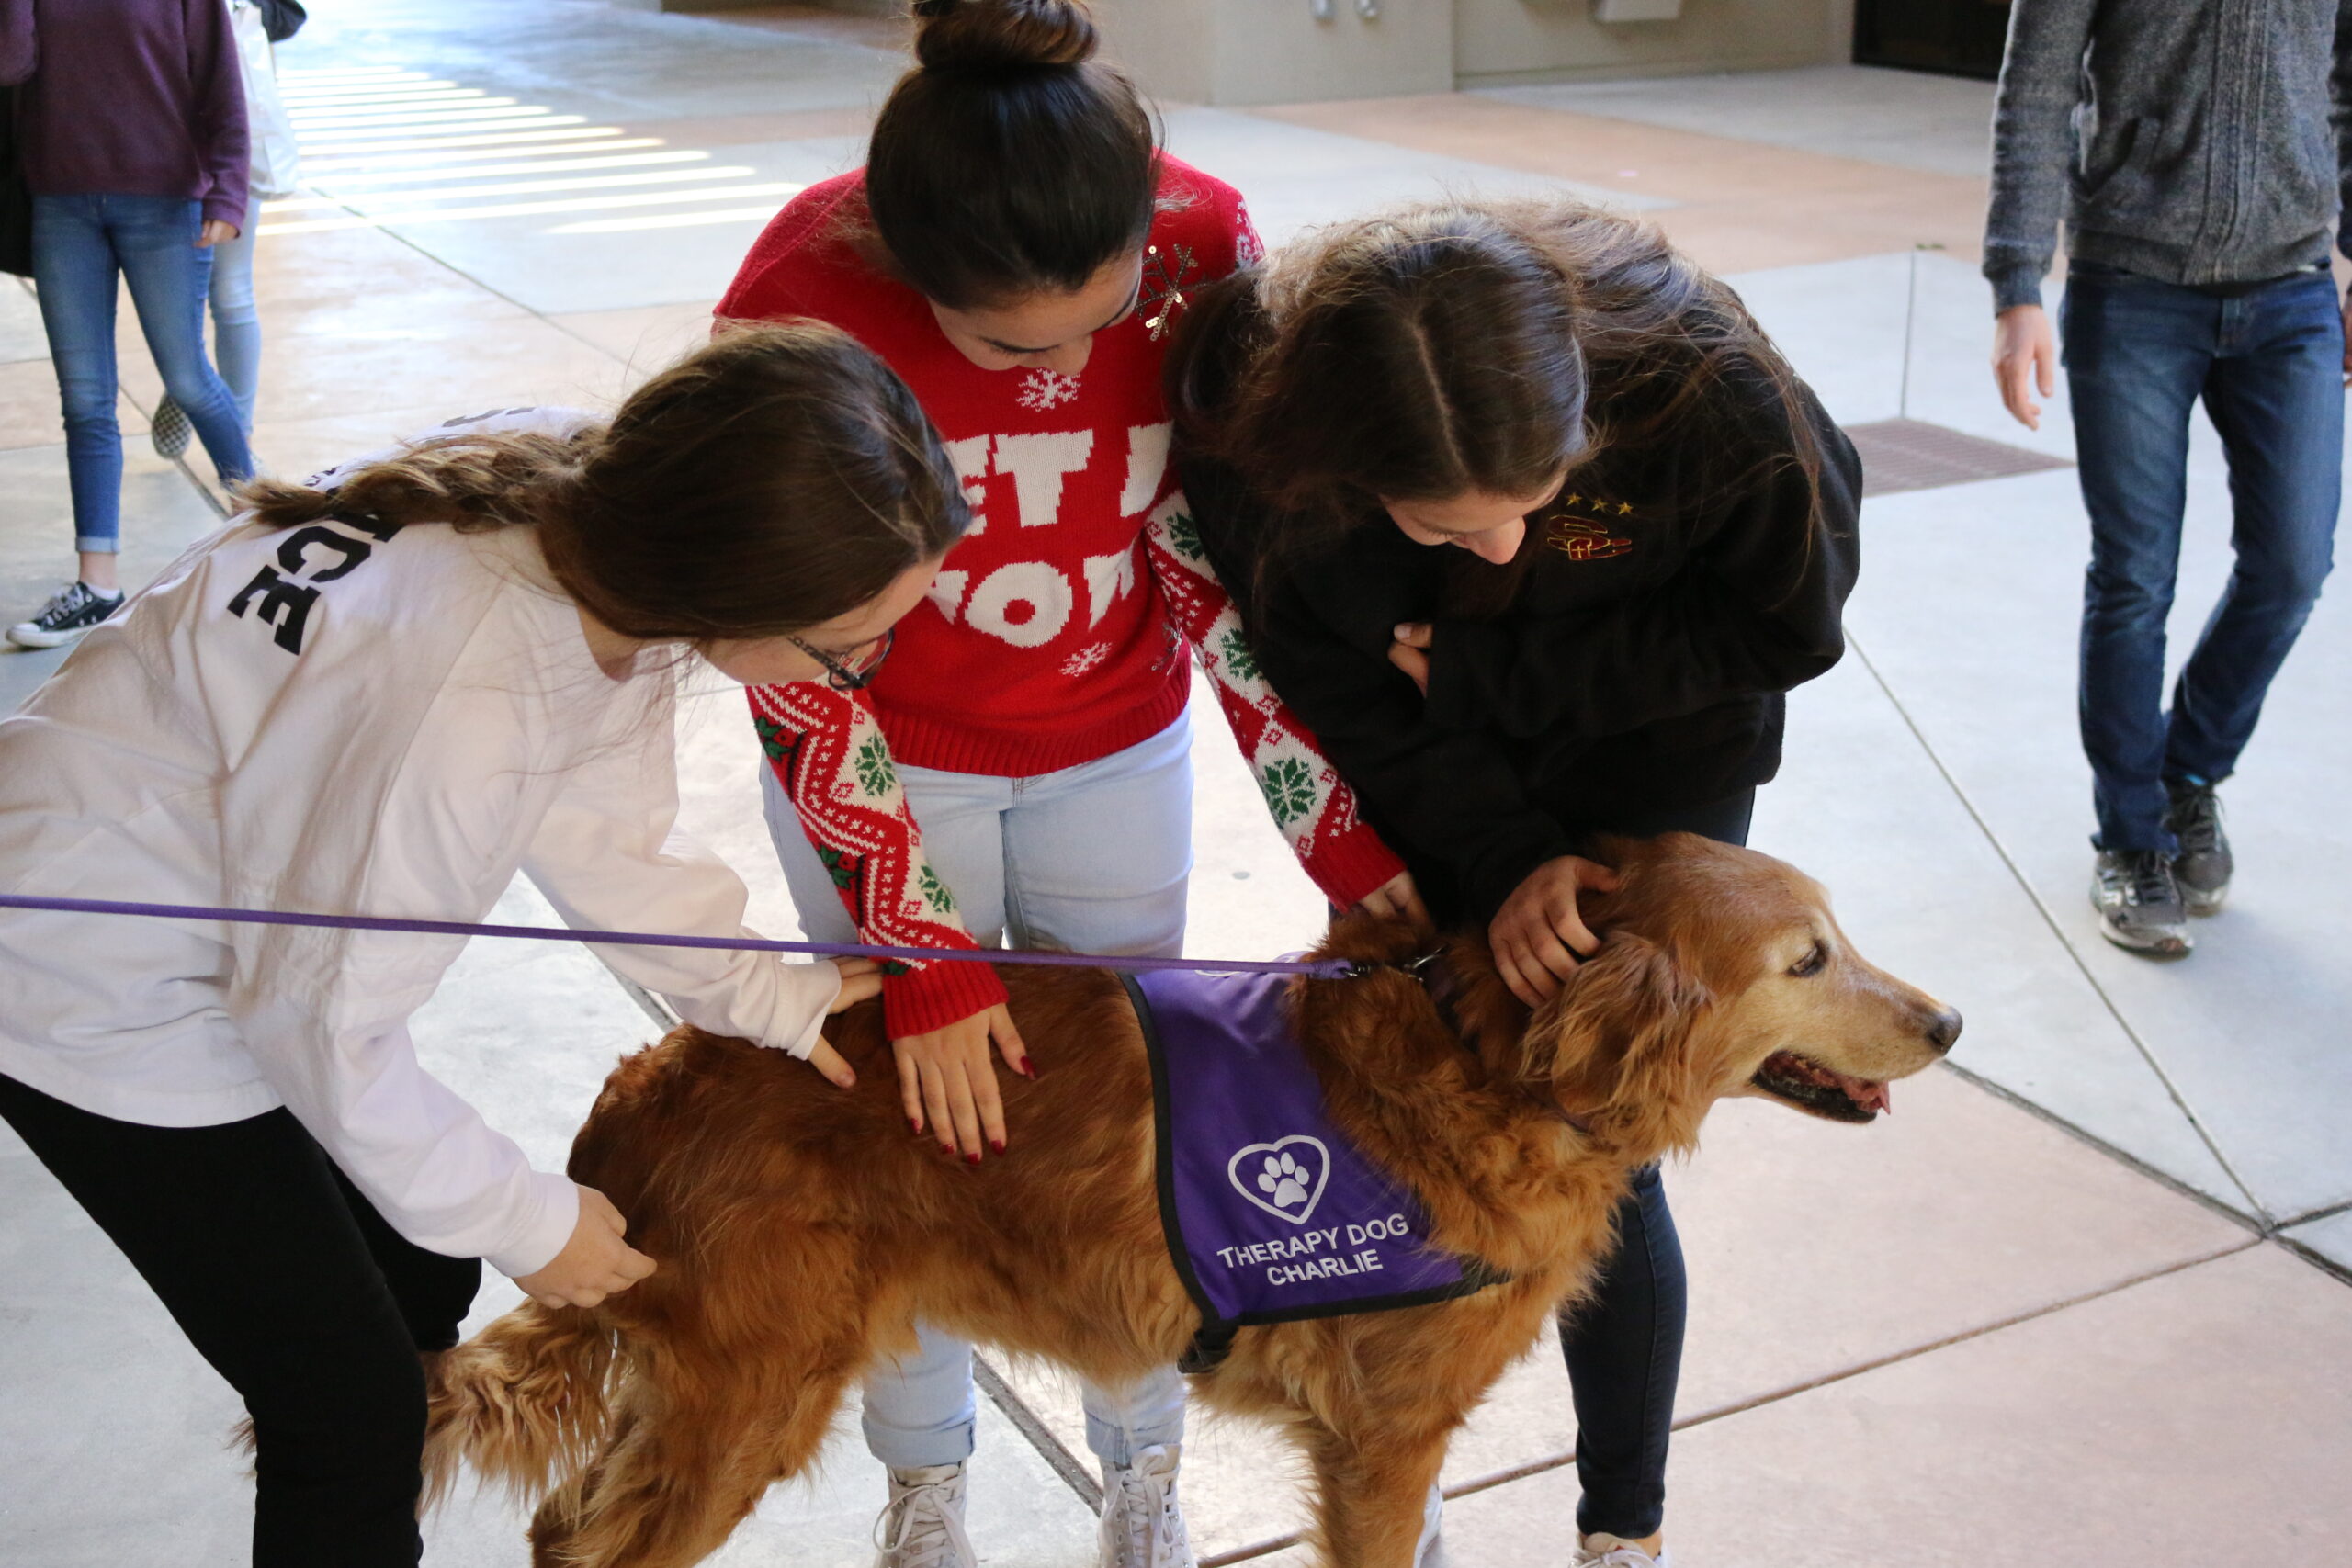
1167, 198, 1860, 1565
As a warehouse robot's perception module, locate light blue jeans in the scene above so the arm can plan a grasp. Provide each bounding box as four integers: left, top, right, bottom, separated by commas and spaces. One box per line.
763, 711, 1196, 1470
208, 198, 262, 431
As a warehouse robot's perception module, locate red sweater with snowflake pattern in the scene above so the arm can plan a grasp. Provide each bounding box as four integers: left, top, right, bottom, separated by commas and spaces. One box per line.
720, 160, 1402, 1035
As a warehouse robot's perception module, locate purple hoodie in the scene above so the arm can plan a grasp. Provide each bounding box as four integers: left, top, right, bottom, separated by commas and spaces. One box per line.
1, 0, 250, 229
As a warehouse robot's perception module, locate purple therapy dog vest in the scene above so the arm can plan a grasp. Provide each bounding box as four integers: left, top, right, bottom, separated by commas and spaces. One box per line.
1124, 970, 1501, 1372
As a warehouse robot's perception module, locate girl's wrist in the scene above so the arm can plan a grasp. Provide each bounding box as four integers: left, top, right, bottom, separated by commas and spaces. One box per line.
881, 960, 1010, 1039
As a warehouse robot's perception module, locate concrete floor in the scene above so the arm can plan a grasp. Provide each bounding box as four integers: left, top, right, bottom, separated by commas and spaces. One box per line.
2, 3, 2347, 1564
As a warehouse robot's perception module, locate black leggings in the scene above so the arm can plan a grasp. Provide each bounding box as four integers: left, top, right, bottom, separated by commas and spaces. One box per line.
1555, 787, 1754, 1539
0, 1072, 481, 1567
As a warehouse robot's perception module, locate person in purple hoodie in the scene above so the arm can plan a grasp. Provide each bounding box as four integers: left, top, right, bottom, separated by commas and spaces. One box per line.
1, 0, 256, 649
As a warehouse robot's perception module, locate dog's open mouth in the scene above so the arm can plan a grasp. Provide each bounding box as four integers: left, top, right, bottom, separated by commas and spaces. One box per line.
1750, 1051, 1893, 1122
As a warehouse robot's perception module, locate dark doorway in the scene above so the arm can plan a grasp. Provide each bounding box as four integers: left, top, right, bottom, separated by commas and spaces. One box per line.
1854, 0, 2014, 81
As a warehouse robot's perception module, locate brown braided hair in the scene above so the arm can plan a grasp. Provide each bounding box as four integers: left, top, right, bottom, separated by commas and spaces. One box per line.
234, 321, 969, 644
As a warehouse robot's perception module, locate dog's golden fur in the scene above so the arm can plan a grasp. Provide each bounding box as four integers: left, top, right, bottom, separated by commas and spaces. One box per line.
428, 834, 1958, 1567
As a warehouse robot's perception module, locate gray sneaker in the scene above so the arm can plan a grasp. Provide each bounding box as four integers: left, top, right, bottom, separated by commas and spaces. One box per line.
2092, 848, 2191, 956
2165, 779, 2233, 916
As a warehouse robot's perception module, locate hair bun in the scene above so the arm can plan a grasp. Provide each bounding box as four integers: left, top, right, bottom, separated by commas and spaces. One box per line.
913, 0, 1098, 72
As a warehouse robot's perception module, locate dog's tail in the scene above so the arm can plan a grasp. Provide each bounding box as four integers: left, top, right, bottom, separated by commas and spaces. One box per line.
423, 1301, 617, 1510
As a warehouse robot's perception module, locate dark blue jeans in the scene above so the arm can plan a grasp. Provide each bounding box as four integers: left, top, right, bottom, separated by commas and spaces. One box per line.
2060, 264, 2341, 852
1551, 790, 1747, 1541
31, 194, 254, 553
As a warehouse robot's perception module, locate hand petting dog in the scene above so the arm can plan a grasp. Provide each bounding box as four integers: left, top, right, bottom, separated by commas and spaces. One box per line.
1490, 855, 1623, 1007
893, 1002, 1033, 1164
514, 1186, 657, 1311
800, 957, 885, 1090
1385, 620, 1623, 1007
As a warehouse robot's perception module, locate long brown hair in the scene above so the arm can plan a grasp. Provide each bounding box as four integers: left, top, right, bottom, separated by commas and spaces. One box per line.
234, 321, 969, 644
1170, 200, 1825, 611
863, 0, 1159, 310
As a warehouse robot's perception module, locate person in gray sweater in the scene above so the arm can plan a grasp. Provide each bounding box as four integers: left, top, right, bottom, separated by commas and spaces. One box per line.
1985, 0, 2347, 956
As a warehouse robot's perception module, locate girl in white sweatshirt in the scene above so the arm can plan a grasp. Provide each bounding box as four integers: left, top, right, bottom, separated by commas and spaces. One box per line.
0, 321, 969, 1566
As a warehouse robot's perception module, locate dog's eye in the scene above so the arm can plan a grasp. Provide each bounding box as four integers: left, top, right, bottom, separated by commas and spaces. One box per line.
1788, 942, 1828, 978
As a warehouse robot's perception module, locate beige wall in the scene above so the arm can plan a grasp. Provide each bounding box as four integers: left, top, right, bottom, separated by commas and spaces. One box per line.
648, 1, 1855, 103
1094, 0, 1453, 107
1453, 0, 1849, 85
1091, 0, 1853, 104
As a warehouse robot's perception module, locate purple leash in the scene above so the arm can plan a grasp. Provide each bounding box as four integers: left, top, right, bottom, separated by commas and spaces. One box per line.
0, 892, 1354, 979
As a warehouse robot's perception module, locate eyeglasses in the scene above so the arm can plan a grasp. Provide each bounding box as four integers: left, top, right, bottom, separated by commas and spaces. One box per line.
787, 628, 894, 692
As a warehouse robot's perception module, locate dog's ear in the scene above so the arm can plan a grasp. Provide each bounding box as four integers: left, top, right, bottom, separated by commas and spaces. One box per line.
1523, 931, 1713, 1142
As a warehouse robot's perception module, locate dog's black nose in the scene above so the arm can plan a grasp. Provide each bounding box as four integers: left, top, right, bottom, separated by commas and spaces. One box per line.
1925, 1008, 1962, 1054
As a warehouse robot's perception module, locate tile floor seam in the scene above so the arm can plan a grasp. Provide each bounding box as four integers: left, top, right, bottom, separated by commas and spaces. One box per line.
1193, 1232, 2275, 1565
1839, 628, 2271, 1221
1931, 1058, 2267, 1239
293, 180, 601, 359
1657, 1234, 2266, 1434
2280, 1195, 2352, 1229
973, 1352, 1104, 1511
2278, 1232, 2352, 1287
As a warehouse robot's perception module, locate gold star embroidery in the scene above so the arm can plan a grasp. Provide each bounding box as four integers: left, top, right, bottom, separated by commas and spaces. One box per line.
1616, 501, 1633, 515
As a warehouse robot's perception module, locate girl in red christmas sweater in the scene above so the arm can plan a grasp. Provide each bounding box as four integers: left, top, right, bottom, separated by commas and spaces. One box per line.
715, 3, 1417, 1564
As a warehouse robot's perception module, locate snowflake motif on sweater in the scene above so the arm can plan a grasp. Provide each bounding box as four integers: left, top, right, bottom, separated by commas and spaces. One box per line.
1140, 243, 1201, 341
1059, 640, 1114, 678
752, 689, 975, 997
1017, 369, 1081, 412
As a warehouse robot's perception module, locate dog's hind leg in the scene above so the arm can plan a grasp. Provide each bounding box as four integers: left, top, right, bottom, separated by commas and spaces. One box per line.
544, 1238, 871, 1568
1298, 1416, 1453, 1568
526, 1397, 641, 1568
548, 1340, 863, 1568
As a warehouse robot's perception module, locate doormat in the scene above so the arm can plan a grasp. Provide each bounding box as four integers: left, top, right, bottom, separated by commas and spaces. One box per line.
1846, 418, 2074, 498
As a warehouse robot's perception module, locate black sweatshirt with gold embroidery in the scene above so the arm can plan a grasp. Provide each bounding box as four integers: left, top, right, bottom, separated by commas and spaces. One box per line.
1180, 376, 1861, 927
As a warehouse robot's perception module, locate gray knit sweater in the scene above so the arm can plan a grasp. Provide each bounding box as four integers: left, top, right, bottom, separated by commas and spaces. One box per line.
1984, 0, 2352, 312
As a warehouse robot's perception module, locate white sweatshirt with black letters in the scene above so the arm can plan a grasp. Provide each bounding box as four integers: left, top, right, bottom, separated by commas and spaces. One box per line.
0, 410, 844, 1279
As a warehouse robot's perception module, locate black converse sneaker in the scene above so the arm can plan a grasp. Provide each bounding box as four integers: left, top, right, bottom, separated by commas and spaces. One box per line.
2165, 778, 2233, 916
7, 581, 125, 649
2091, 848, 2191, 956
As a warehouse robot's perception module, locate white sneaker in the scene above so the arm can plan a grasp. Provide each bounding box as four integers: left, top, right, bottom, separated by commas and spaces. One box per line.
1098, 1443, 1195, 1568
1416, 1483, 1444, 1564
1575, 1534, 1672, 1568
873, 1463, 978, 1568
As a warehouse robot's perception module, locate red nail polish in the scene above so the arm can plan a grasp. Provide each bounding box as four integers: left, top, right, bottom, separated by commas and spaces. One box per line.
1022, 1059, 1040, 1079
965, 1151, 982, 1167
991, 1139, 1006, 1155
909, 1117, 922, 1136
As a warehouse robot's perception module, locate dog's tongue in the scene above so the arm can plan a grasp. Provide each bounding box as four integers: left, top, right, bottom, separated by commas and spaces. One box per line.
1844, 1075, 1893, 1116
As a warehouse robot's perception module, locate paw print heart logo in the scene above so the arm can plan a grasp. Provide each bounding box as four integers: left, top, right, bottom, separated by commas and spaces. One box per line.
1226, 1135, 1331, 1226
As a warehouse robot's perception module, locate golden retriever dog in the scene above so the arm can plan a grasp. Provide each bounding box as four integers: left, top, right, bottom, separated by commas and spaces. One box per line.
428, 833, 1960, 1567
